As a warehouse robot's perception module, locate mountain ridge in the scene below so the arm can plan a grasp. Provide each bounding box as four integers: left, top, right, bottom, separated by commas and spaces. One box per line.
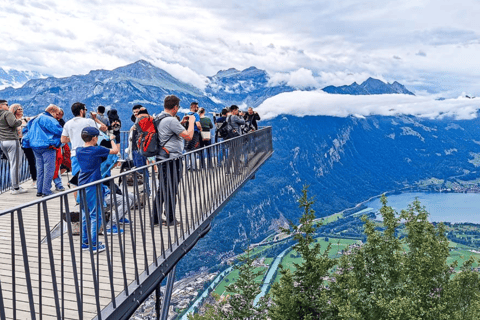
322, 77, 414, 95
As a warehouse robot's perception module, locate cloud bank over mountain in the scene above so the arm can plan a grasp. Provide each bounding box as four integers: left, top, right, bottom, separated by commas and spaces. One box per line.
257, 91, 480, 120
1, 0, 480, 96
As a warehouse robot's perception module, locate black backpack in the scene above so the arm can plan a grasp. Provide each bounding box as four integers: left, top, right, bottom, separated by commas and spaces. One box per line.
218, 115, 240, 140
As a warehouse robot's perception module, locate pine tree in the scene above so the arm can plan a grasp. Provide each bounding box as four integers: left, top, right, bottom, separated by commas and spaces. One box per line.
269, 186, 337, 319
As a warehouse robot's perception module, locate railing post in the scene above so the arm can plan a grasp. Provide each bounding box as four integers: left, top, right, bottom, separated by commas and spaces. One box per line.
155, 284, 161, 320
160, 265, 177, 320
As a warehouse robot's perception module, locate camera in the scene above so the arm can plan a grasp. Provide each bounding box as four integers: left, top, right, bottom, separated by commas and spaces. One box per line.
182, 115, 190, 129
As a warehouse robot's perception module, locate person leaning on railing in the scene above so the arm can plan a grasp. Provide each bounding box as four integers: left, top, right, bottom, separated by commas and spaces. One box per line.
152, 95, 195, 226
0, 99, 27, 194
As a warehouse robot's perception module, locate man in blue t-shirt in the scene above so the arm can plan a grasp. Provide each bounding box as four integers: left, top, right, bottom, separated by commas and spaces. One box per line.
76, 127, 119, 253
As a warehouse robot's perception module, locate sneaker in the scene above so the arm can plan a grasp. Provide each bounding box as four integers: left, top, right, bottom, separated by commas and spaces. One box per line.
83, 242, 106, 254
119, 218, 130, 224
55, 187, 66, 192
106, 226, 124, 235
36, 192, 43, 197
31, 181, 37, 188
11, 187, 28, 195
92, 243, 106, 254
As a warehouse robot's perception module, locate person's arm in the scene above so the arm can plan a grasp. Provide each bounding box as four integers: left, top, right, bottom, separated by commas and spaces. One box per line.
179, 115, 196, 141
6, 113, 22, 128
61, 136, 70, 144
90, 112, 108, 132
209, 118, 213, 129
235, 115, 245, 125
109, 134, 119, 154
255, 113, 261, 121
196, 120, 202, 131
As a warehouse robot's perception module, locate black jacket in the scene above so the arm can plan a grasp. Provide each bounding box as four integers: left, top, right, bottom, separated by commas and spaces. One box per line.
243, 112, 261, 130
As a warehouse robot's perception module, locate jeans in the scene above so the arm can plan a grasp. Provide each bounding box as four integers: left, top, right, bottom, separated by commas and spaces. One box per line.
32, 147, 56, 195
53, 176, 64, 189
199, 138, 212, 168
104, 191, 134, 228
132, 150, 150, 194
81, 186, 103, 246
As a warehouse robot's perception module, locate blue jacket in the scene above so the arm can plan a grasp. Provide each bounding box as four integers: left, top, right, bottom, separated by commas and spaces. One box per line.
28, 112, 63, 149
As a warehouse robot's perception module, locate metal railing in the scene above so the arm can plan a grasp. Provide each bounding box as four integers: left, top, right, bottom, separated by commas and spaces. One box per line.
0, 127, 273, 320
0, 150, 31, 194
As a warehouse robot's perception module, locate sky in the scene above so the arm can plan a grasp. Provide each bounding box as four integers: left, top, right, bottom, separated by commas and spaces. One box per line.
1, 0, 480, 99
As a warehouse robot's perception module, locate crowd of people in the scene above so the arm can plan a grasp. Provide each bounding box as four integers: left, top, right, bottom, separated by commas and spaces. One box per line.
0, 96, 261, 253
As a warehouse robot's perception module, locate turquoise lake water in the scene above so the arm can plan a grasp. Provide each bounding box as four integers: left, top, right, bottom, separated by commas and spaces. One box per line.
365, 192, 480, 223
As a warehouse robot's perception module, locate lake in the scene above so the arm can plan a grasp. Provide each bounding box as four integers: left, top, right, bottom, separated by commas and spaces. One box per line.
365, 192, 480, 224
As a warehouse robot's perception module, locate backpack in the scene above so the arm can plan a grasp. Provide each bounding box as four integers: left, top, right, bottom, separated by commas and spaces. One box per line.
135, 114, 169, 157
218, 115, 240, 140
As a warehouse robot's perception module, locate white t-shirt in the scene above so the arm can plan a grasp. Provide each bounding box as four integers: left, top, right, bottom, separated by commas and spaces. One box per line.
62, 117, 97, 157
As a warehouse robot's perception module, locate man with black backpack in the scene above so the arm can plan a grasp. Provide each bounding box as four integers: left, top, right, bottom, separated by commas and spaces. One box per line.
152, 95, 195, 226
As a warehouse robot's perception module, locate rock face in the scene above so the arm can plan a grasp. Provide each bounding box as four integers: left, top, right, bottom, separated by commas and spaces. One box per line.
322, 77, 415, 95
180, 113, 480, 278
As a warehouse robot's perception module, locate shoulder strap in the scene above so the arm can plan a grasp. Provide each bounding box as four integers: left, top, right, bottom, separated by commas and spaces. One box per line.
155, 113, 174, 148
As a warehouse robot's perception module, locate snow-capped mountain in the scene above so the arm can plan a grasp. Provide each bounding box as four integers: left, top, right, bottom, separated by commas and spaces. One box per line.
0, 60, 222, 124
323, 77, 415, 95
205, 66, 300, 108
0, 68, 48, 90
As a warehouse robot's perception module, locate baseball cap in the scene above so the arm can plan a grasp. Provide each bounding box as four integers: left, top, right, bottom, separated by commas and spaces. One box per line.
81, 126, 100, 137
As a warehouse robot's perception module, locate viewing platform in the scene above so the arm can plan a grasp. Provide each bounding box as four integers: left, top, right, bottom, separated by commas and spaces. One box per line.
0, 128, 273, 320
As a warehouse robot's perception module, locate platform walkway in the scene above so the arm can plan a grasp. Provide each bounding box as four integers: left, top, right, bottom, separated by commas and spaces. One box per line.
0, 128, 273, 320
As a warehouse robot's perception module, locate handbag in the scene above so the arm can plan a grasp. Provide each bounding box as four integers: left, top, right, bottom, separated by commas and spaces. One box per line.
200, 131, 211, 140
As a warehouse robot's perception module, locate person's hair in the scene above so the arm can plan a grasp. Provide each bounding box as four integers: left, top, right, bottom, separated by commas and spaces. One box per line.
137, 108, 149, 116
0, 100, 7, 104
164, 95, 180, 110
198, 107, 205, 115
132, 104, 143, 111
71, 102, 86, 117
58, 108, 64, 115
81, 131, 95, 142
190, 102, 198, 107
97, 106, 106, 113
9, 104, 22, 116
248, 107, 253, 110
46, 104, 59, 114
230, 105, 239, 111
221, 108, 228, 115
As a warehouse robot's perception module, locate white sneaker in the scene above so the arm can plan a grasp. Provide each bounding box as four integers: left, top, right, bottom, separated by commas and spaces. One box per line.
11, 187, 28, 195
31, 181, 37, 188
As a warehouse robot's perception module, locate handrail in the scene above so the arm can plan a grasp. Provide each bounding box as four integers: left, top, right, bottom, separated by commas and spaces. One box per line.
0, 127, 273, 320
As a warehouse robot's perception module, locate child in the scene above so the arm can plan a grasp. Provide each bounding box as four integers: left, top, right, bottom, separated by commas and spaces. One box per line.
76, 127, 119, 253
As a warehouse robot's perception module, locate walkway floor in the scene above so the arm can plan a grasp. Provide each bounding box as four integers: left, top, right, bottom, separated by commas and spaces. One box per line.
0, 147, 271, 319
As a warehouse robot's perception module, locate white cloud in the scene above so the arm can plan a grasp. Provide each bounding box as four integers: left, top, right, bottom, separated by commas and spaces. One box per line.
268, 68, 319, 89
1, 0, 480, 96
256, 90, 480, 120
